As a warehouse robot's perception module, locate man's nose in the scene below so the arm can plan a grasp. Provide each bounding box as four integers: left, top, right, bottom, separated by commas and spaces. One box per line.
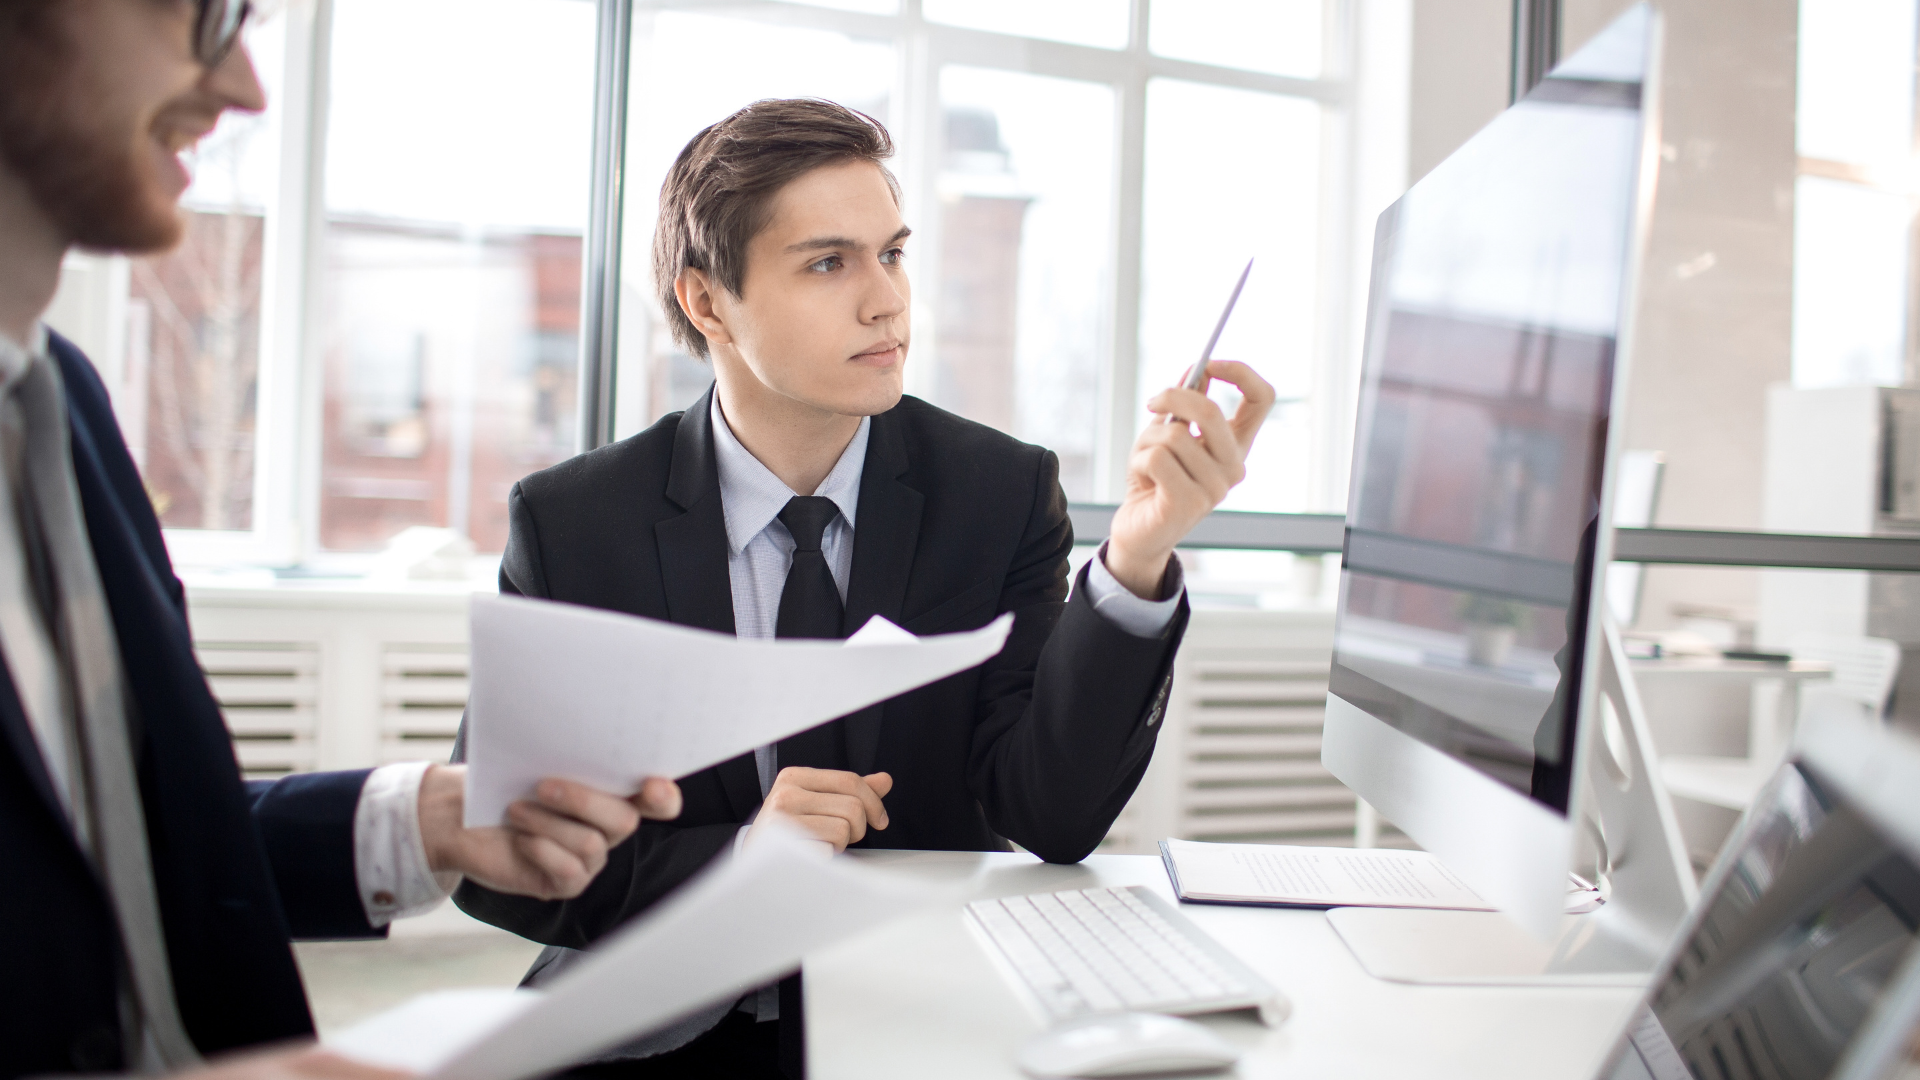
204, 41, 268, 114
860, 261, 908, 324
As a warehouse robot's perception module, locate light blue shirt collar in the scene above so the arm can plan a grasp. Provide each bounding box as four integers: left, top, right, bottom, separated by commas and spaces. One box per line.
0, 323, 46, 387
708, 392, 870, 557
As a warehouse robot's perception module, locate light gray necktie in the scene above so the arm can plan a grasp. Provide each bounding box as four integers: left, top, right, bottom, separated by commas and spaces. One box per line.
4, 354, 201, 1069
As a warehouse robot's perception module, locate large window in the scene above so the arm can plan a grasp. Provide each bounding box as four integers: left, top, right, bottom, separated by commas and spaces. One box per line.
46, 0, 1406, 571
1793, 0, 1919, 389
613, 0, 1405, 512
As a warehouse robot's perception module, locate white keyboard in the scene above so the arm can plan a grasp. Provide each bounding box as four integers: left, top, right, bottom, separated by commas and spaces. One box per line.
966, 886, 1287, 1026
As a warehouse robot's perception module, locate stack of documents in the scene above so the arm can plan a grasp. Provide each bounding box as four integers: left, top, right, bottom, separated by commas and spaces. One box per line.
464, 594, 1012, 825
1158, 838, 1496, 911
329, 825, 944, 1080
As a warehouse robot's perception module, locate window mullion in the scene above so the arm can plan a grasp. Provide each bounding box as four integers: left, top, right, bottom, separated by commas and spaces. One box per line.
900, 4, 942, 406
1098, 0, 1149, 502
1313, 0, 1356, 517
260, 0, 335, 567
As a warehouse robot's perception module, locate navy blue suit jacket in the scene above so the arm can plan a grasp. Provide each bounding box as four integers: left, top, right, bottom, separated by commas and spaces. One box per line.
0, 333, 378, 1077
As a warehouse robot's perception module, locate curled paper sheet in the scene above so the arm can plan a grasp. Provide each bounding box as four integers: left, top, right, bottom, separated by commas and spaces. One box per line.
463, 593, 1012, 826
328, 823, 947, 1080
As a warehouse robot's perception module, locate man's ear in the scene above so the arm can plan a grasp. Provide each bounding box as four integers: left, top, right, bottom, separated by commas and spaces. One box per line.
674, 268, 734, 348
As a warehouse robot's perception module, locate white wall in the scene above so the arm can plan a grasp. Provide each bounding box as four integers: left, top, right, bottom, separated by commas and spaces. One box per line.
1408, 0, 1511, 186
1585, 0, 1798, 632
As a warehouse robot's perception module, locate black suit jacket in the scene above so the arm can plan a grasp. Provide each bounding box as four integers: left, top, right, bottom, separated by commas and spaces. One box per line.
1, 333, 378, 1079
454, 389, 1187, 947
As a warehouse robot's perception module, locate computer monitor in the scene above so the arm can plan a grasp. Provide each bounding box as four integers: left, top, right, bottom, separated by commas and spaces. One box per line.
1322, 3, 1664, 940
1597, 717, 1920, 1080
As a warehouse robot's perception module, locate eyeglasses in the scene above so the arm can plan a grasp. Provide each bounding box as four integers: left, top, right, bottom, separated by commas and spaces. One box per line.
193, 0, 253, 69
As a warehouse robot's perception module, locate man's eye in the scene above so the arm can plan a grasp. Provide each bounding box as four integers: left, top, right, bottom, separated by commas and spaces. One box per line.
881, 247, 906, 266
808, 255, 842, 273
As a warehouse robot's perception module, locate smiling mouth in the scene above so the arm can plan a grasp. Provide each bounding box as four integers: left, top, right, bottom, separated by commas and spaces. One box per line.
155, 114, 217, 156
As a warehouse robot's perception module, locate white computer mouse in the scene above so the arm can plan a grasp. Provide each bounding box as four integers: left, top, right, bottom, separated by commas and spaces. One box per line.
1017, 1012, 1239, 1078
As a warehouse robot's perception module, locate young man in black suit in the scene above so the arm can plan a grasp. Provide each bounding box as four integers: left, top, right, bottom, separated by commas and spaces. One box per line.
453, 99, 1276, 1077
0, 4, 684, 1079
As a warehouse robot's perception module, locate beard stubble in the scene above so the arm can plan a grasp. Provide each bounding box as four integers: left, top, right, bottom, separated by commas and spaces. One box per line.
0, 7, 186, 254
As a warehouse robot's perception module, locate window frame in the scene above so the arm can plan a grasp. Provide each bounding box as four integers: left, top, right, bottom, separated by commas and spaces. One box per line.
598, 0, 1408, 511
110, 0, 1405, 570
1791, 1, 1920, 390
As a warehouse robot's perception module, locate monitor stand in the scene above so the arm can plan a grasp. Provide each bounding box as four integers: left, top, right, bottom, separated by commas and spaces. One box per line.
1327, 619, 1700, 986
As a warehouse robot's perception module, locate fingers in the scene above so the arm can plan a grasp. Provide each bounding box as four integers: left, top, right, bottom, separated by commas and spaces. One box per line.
1143, 387, 1243, 483
631, 777, 684, 821
507, 830, 595, 898
763, 789, 873, 845
505, 801, 615, 897
532, 778, 642, 841
1145, 386, 1227, 437
1194, 360, 1276, 446
1137, 444, 1208, 517
761, 767, 892, 850
1134, 423, 1232, 509
776, 767, 891, 827
509, 800, 612, 865
1135, 423, 1230, 504
1146, 361, 1276, 460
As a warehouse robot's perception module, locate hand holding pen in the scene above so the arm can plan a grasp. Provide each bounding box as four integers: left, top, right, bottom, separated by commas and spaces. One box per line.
1106, 259, 1275, 599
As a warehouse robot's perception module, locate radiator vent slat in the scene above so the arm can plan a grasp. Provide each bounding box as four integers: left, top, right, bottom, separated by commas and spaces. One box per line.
381, 643, 471, 766
1101, 610, 1415, 855
197, 642, 320, 781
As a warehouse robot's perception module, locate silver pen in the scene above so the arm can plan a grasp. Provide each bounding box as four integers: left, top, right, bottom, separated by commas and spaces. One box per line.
1163, 257, 1253, 422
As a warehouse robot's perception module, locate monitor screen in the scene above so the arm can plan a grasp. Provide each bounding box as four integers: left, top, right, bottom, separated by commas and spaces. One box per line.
1329, 6, 1654, 813
1601, 762, 1920, 1080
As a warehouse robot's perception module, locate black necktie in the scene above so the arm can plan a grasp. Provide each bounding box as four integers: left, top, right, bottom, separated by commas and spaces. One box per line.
775, 496, 846, 772
775, 496, 844, 640
770, 497, 847, 1067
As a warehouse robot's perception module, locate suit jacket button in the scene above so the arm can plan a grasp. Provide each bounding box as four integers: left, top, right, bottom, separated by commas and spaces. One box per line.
71, 1023, 122, 1070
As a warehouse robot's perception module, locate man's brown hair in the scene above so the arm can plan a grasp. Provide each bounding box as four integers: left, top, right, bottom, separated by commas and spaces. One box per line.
652, 98, 898, 359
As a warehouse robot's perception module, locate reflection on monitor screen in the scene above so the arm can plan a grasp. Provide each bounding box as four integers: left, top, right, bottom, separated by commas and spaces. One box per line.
1604, 764, 1920, 1080
1330, 6, 1653, 813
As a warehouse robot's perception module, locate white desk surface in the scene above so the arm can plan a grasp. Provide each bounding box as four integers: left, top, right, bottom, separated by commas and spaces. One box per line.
807, 851, 1641, 1080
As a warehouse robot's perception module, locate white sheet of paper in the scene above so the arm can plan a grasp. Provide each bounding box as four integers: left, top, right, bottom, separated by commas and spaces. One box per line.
464, 593, 1012, 825
328, 826, 944, 1080
1161, 838, 1496, 910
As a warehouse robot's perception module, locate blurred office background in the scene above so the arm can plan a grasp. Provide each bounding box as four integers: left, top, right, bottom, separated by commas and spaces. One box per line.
35, 0, 1920, 1029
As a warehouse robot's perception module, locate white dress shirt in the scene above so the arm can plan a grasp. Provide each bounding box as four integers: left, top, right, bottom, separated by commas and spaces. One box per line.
1, 324, 445, 930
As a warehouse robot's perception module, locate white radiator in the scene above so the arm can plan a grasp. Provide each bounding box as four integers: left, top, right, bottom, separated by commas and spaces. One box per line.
187, 585, 471, 779
1102, 608, 1411, 854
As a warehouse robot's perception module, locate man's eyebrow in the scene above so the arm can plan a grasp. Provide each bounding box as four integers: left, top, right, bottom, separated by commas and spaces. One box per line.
782, 226, 913, 254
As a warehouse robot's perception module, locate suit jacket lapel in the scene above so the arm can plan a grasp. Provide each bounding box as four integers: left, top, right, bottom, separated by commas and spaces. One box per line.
842, 408, 923, 775
653, 386, 761, 817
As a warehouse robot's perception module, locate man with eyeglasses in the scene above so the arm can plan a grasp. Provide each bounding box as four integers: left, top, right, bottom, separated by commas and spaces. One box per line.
0, 3, 684, 1078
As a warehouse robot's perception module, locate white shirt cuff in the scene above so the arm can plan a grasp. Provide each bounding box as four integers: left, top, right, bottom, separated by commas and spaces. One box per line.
354, 761, 460, 928
733, 805, 763, 856
1084, 542, 1184, 638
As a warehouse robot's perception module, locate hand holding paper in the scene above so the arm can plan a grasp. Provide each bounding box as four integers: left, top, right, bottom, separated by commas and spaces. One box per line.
464, 594, 1012, 826
417, 766, 682, 901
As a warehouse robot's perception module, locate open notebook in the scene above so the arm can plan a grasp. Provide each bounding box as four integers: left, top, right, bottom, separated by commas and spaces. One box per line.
1159, 839, 1498, 911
